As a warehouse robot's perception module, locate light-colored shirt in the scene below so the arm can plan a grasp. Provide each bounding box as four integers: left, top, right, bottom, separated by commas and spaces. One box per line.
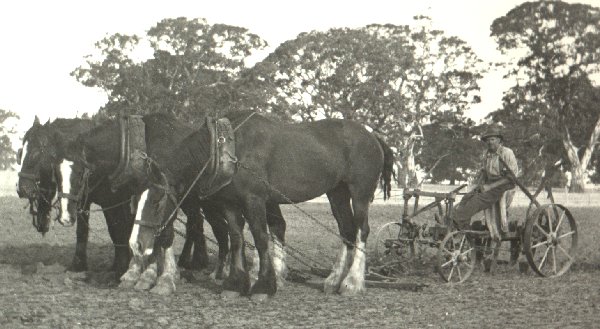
481, 145, 519, 183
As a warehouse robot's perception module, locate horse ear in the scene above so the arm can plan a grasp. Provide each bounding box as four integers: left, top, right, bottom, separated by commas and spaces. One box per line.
44, 118, 51, 126
33, 115, 40, 126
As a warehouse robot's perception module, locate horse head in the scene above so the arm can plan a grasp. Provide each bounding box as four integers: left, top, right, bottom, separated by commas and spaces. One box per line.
17, 116, 63, 233
128, 162, 178, 262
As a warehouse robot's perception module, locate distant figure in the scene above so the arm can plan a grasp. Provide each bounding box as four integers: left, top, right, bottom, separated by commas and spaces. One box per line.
453, 125, 519, 234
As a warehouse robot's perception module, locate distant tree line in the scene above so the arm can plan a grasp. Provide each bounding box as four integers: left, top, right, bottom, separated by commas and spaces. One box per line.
64, 0, 600, 191
0, 109, 18, 169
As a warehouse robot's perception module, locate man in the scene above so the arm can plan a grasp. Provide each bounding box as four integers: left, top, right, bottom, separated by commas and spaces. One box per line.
453, 125, 519, 233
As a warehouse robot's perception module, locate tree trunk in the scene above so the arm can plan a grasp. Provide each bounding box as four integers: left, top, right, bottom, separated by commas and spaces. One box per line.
569, 166, 586, 193
559, 105, 600, 193
399, 146, 419, 188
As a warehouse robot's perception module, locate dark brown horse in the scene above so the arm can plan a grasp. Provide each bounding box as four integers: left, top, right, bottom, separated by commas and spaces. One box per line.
132, 111, 393, 298
60, 113, 238, 293
16, 116, 222, 280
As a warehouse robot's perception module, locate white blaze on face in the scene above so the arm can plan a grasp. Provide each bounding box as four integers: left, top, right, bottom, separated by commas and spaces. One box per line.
19, 141, 28, 169
130, 189, 149, 258
15, 142, 28, 193
58, 160, 74, 225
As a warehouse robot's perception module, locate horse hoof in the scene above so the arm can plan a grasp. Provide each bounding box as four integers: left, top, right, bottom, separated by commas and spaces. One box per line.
276, 278, 286, 289
119, 279, 137, 289
150, 281, 176, 296
339, 279, 365, 296
339, 286, 365, 296
323, 283, 338, 294
251, 294, 269, 302
134, 279, 154, 291
220, 290, 240, 299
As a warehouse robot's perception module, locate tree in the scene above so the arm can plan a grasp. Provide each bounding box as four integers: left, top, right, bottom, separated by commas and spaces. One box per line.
0, 109, 19, 170
417, 114, 481, 185
255, 16, 487, 187
72, 17, 269, 123
490, 1, 600, 192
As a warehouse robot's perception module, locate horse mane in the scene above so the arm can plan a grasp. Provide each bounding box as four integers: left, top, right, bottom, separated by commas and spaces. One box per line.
23, 117, 94, 143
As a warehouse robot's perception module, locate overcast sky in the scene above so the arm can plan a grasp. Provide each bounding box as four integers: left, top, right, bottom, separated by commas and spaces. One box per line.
1, 0, 597, 147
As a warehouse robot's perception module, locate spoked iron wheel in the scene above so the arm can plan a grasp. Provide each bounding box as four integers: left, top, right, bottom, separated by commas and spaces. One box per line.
523, 204, 577, 277
437, 230, 476, 283
374, 222, 416, 275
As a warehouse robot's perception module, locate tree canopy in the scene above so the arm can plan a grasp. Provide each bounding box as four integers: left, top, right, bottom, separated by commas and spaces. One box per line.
0, 109, 19, 170
490, 0, 600, 191
72, 17, 269, 124
254, 16, 488, 186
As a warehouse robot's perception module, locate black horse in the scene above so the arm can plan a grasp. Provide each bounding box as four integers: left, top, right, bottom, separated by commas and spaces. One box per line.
16, 116, 221, 280
131, 111, 393, 299
61, 113, 234, 293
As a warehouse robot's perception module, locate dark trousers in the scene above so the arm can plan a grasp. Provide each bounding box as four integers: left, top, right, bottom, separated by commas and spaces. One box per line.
453, 183, 514, 230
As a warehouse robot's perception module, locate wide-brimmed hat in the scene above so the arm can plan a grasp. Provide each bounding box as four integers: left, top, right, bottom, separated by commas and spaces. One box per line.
481, 126, 503, 141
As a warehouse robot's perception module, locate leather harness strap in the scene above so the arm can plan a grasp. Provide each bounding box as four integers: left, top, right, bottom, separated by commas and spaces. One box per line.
108, 115, 146, 192
198, 116, 237, 198
133, 219, 160, 228
18, 171, 38, 180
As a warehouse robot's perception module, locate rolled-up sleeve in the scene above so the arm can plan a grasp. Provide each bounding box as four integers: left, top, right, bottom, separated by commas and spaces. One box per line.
501, 147, 519, 177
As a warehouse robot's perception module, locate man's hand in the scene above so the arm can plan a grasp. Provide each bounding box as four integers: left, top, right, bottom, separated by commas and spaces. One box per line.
480, 178, 512, 193
468, 185, 483, 193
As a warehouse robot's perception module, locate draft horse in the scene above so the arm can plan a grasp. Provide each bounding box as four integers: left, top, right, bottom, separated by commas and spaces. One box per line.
15, 116, 136, 274
61, 113, 235, 294
16, 116, 220, 280
132, 111, 393, 298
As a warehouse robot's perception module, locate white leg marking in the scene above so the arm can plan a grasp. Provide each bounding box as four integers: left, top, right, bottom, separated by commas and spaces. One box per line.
164, 246, 178, 277
249, 248, 260, 286
58, 160, 74, 225
324, 242, 349, 294
270, 236, 287, 288
119, 258, 143, 288
143, 247, 154, 257
340, 229, 366, 295
151, 246, 179, 295
134, 260, 158, 291
129, 190, 148, 258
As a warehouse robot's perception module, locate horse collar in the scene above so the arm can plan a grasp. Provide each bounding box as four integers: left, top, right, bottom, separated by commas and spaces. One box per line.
198, 116, 237, 198
108, 115, 147, 192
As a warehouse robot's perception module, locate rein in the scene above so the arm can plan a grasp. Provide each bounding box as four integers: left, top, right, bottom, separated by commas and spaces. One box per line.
152, 151, 214, 236
72, 169, 136, 216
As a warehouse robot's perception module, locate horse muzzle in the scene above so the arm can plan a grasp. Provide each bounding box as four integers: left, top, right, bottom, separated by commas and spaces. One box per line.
17, 180, 37, 199
34, 209, 51, 234
58, 210, 75, 227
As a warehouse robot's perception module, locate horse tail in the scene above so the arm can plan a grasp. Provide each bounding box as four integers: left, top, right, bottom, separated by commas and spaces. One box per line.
375, 135, 394, 200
